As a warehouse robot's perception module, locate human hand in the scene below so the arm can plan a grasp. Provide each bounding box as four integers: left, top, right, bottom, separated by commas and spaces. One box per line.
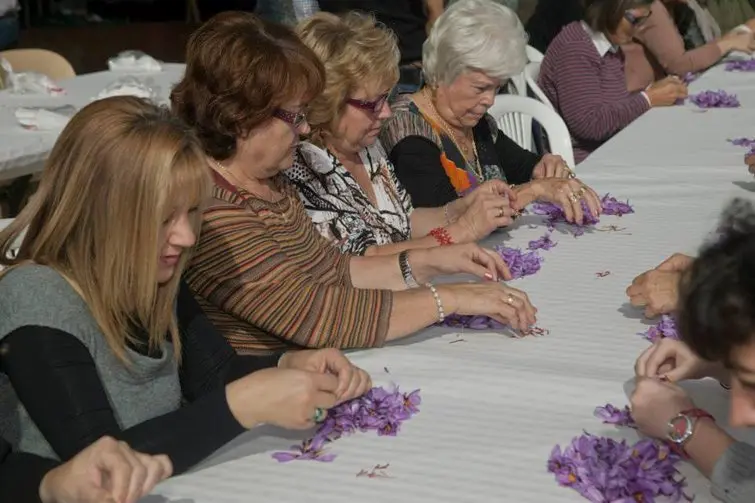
656, 252, 694, 272
646, 76, 688, 107
411, 243, 512, 283
279, 348, 372, 404
630, 377, 695, 439
626, 253, 692, 316
720, 29, 755, 54
515, 178, 601, 224
39, 436, 172, 503
225, 367, 339, 429
746, 152, 755, 175
635, 338, 718, 382
438, 282, 537, 332
531, 154, 575, 179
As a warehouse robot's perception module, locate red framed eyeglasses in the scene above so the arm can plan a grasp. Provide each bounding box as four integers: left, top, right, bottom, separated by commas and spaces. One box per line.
345, 88, 397, 114
273, 108, 307, 128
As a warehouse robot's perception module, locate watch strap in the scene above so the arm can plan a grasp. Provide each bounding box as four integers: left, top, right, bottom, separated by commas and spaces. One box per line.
398, 250, 419, 288
666, 408, 714, 458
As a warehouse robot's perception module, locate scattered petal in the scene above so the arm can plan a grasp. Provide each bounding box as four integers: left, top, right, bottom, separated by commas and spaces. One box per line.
594, 404, 636, 428
688, 90, 740, 108
595, 271, 611, 278
528, 233, 558, 251
639, 315, 679, 343
725, 59, 755, 72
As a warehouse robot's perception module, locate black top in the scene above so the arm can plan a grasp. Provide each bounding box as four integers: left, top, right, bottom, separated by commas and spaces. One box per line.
0, 436, 57, 503
0, 281, 281, 477
317, 0, 427, 65
388, 130, 539, 208
525, 0, 584, 54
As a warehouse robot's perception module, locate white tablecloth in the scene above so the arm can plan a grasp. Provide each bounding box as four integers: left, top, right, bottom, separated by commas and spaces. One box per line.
146, 63, 755, 503
0, 64, 186, 182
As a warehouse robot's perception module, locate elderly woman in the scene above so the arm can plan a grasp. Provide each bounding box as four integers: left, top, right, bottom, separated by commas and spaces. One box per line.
539, 0, 689, 163
624, 0, 755, 92
172, 12, 537, 356
288, 12, 519, 256
381, 0, 602, 222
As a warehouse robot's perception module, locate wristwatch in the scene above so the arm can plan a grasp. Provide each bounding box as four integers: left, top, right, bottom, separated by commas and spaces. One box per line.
666, 408, 714, 457
398, 250, 419, 289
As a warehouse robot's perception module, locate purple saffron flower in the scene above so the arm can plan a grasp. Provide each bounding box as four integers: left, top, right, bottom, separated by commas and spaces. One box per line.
494, 245, 543, 278
548, 433, 689, 502
528, 193, 633, 237
528, 233, 558, 251
639, 315, 679, 343
272, 385, 421, 462
600, 194, 634, 217
728, 137, 755, 148
594, 404, 636, 428
688, 90, 740, 108
725, 58, 755, 72
680, 72, 699, 84
440, 314, 508, 330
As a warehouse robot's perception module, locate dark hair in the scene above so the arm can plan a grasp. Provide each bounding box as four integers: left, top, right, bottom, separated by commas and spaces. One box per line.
170, 12, 326, 160
678, 199, 755, 365
583, 0, 653, 33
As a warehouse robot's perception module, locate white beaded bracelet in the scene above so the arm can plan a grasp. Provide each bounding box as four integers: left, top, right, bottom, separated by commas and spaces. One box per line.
426, 282, 445, 323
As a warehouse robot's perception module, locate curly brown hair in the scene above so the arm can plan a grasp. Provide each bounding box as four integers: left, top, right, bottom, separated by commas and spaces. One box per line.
171, 12, 325, 160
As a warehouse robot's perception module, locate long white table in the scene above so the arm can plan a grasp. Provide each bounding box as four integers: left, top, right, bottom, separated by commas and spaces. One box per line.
0, 63, 186, 182
145, 63, 755, 503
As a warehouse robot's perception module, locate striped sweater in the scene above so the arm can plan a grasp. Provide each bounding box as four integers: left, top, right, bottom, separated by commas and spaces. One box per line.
184, 171, 393, 355
538, 21, 650, 163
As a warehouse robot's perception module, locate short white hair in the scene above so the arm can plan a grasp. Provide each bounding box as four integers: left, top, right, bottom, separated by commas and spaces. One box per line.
423, 0, 528, 87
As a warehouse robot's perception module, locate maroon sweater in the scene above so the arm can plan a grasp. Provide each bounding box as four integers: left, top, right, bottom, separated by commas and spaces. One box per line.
538, 22, 650, 164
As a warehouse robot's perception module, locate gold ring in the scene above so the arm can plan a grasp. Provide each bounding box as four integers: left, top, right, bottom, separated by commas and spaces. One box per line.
568, 193, 579, 203
498, 208, 505, 218
576, 186, 586, 197
565, 166, 576, 179
506, 294, 515, 305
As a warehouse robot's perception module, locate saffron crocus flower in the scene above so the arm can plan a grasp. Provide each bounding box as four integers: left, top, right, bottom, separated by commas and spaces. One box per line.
725, 59, 755, 72
494, 245, 543, 278
689, 90, 740, 108
272, 385, 421, 462
529, 193, 633, 237
528, 233, 557, 251
681, 72, 699, 83
640, 315, 679, 343
594, 404, 636, 428
600, 194, 634, 217
440, 314, 508, 330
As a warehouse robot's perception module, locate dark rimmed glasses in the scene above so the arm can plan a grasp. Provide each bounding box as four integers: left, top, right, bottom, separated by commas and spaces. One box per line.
345, 88, 398, 114
624, 9, 652, 26
273, 108, 307, 128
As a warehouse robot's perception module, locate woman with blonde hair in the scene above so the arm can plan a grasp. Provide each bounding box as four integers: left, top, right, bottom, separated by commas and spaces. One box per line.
381, 0, 602, 220
173, 12, 537, 357
0, 96, 371, 475
288, 11, 521, 256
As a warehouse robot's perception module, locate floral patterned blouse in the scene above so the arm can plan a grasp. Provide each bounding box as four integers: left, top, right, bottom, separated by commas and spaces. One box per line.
285, 141, 413, 256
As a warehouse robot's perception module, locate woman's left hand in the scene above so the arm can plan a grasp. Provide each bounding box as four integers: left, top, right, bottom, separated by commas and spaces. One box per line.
746, 152, 755, 176
414, 243, 512, 283
630, 377, 695, 440
516, 178, 601, 225
280, 349, 372, 404
531, 154, 574, 179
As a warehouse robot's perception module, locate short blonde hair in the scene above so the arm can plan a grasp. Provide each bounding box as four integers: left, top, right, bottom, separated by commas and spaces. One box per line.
0, 96, 211, 364
423, 0, 528, 87
297, 12, 400, 141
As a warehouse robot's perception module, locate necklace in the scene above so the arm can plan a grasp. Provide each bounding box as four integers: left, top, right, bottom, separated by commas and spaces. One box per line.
421, 88, 483, 179
209, 159, 290, 224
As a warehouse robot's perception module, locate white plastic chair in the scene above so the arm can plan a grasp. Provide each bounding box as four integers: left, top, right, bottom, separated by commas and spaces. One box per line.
488, 94, 576, 170
524, 62, 555, 111
526, 45, 545, 63
508, 72, 527, 97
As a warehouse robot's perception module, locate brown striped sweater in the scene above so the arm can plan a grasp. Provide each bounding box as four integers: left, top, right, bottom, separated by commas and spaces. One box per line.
538, 21, 651, 164
184, 171, 393, 355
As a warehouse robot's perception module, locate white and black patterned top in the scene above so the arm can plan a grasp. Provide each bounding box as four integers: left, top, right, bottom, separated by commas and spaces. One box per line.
285, 141, 413, 256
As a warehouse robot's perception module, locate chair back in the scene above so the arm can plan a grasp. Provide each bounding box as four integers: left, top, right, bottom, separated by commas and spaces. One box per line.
0, 49, 75, 81
524, 62, 555, 111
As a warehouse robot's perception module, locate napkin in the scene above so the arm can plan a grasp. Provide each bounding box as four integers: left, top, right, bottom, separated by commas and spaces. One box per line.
15, 105, 76, 130
95, 77, 160, 102
0, 58, 65, 95
108, 50, 163, 73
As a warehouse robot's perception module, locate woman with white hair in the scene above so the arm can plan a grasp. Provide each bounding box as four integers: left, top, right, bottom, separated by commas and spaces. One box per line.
381, 0, 601, 224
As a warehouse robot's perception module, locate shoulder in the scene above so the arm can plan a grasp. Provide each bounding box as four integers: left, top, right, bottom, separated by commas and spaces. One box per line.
381, 95, 438, 153
0, 264, 94, 339
287, 143, 334, 183
546, 22, 595, 60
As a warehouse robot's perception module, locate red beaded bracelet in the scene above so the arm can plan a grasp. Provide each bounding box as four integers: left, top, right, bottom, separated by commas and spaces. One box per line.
429, 227, 454, 246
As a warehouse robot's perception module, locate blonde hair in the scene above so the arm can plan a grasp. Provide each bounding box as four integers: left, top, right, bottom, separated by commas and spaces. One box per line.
0, 96, 211, 363
297, 11, 400, 143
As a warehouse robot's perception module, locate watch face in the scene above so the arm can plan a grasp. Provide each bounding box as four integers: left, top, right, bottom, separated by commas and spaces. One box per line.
667, 415, 690, 443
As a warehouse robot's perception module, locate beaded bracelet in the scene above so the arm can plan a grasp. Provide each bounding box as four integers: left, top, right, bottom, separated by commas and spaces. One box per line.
429, 227, 454, 246
443, 203, 451, 226
426, 282, 445, 323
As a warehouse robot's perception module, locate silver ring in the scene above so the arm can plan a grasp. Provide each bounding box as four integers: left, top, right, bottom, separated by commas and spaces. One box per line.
313, 407, 327, 423
505, 294, 515, 305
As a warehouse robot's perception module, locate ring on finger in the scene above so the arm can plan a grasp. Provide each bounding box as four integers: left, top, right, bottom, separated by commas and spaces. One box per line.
505, 294, 515, 305
576, 186, 586, 197
312, 407, 327, 423
568, 192, 579, 203
497, 208, 505, 218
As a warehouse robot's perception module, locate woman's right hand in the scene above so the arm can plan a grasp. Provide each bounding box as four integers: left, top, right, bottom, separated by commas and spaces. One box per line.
646, 76, 688, 107
439, 282, 537, 332
635, 338, 717, 382
719, 29, 755, 54
226, 368, 339, 430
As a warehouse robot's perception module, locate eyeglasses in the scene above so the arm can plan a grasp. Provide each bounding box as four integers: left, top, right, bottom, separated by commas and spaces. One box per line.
273, 108, 307, 128
624, 10, 652, 26
345, 88, 397, 114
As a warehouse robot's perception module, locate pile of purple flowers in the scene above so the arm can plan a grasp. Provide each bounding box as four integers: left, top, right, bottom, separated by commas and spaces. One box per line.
594, 404, 636, 428
548, 434, 689, 502
725, 58, 755, 72
530, 194, 634, 237
272, 385, 421, 463
440, 314, 506, 330
688, 90, 740, 108
494, 245, 544, 278
640, 315, 679, 343
528, 233, 557, 251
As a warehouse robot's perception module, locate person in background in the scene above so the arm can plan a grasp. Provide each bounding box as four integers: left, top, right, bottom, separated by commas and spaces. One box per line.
538, 0, 688, 164
289, 11, 520, 256
317, 0, 444, 93
631, 199, 755, 503
0, 96, 370, 474
381, 0, 602, 221
0, 435, 171, 503
525, 0, 585, 54
624, 0, 755, 92
0, 0, 19, 51
256, 0, 319, 25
